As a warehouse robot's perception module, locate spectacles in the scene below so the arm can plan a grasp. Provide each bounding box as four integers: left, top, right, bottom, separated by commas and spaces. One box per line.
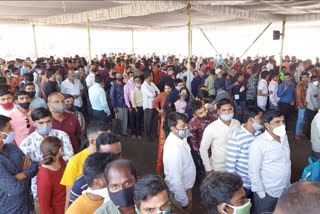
25, 118, 30, 128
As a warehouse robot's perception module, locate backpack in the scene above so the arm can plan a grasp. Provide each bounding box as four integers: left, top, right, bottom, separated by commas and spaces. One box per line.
301, 157, 320, 181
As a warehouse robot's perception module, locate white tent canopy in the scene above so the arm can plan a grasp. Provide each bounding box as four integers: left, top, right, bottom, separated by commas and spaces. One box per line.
2, 1, 320, 29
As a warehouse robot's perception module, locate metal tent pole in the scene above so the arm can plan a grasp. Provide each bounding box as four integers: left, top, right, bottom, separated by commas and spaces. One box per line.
187, 3, 191, 91
32, 24, 38, 59
87, 18, 92, 64
279, 21, 286, 73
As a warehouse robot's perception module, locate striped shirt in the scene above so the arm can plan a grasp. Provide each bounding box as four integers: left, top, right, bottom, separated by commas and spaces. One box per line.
226, 125, 260, 189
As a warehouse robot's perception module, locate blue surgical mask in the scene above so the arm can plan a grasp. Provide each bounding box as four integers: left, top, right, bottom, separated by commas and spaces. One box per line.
36, 124, 52, 135
1, 131, 15, 144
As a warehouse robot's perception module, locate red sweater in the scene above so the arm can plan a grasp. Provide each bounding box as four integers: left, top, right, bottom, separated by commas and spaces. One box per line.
37, 157, 66, 214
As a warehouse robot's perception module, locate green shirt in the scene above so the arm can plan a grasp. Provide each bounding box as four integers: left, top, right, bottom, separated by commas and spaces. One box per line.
93, 200, 121, 214
205, 76, 216, 96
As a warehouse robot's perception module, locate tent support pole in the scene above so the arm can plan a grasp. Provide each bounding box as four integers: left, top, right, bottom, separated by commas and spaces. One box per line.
200, 28, 230, 71
131, 29, 134, 57
239, 22, 272, 59
32, 24, 38, 59
187, 3, 191, 91
87, 18, 92, 64
279, 21, 286, 73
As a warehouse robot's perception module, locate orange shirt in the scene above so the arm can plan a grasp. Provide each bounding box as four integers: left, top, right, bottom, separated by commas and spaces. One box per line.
115, 65, 125, 73
152, 68, 159, 86
152, 92, 168, 110
66, 193, 103, 214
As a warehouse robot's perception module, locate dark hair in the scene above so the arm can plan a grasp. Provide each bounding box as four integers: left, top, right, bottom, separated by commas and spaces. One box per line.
133, 76, 141, 81
209, 68, 215, 75
200, 171, 243, 214
164, 82, 174, 89
86, 121, 110, 139
46, 67, 56, 78
0, 90, 12, 97
284, 73, 292, 78
40, 137, 62, 165
275, 181, 320, 214
83, 152, 117, 187
162, 102, 176, 132
217, 98, 232, 110
133, 174, 168, 210
14, 90, 29, 100
189, 100, 203, 114
270, 72, 279, 79
24, 82, 35, 90
243, 106, 264, 123
235, 73, 244, 80
95, 74, 104, 83
311, 75, 318, 81
261, 109, 283, 124
301, 72, 309, 78
24, 73, 34, 82
127, 71, 134, 76
63, 93, 74, 100
252, 64, 259, 75
0, 115, 11, 131
206, 95, 216, 103
167, 112, 188, 129
261, 70, 269, 79
105, 159, 138, 183
144, 70, 152, 79
197, 89, 209, 100
31, 108, 52, 121
174, 78, 184, 86
96, 133, 120, 152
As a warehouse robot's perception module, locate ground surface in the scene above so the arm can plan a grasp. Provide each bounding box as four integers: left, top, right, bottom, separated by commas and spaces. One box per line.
120, 109, 312, 213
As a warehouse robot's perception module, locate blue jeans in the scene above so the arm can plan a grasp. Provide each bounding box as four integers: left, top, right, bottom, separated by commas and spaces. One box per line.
295, 108, 306, 135
269, 102, 278, 109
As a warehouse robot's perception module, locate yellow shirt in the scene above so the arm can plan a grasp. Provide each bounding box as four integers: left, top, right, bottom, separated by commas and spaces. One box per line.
66, 193, 104, 214
60, 149, 90, 187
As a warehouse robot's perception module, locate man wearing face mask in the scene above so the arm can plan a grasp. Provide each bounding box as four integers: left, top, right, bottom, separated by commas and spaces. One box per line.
248, 109, 291, 214
8, 91, 32, 147
277, 73, 295, 130
159, 66, 175, 92
66, 152, 118, 214
200, 171, 251, 214
24, 83, 47, 109
200, 98, 240, 174
133, 175, 171, 214
20, 108, 74, 214
96, 159, 138, 214
226, 106, 264, 204
61, 69, 84, 111
164, 79, 184, 107
85, 64, 98, 89
124, 72, 137, 138
214, 68, 225, 92
189, 100, 217, 181
305, 76, 320, 139
110, 72, 128, 136
0, 90, 17, 117
162, 112, 196, 214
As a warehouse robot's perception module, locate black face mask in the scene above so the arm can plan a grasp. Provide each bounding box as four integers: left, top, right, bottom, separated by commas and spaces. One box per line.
109, 185, 134, 208
117, 78, 124, 82
27, 92, 36, 98
92, 68, 97, 73
66, 103, 75, 112
19, 102, 30, 109
199, 115, 209, 121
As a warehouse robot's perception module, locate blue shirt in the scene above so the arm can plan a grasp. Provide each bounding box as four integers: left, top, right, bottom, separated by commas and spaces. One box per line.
191, 77, 202, 97
277, 80, 295, 104
214, 78, 225, 91
69, 174, 88, 206
226, 125, 259, 189
89, 83, 111, 115
164, 88, 179, 106
110, 83, 126, 108
0, 144, 38, 214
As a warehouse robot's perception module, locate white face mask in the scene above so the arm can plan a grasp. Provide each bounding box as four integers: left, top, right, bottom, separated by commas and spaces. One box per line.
252, 119, 264, 131
272, 125, 286, 137
220, 113, 234, 121
222, 199, 251, 214
313, 81, 319, 86
83, 187, 110, 203
1, 131, 15, 144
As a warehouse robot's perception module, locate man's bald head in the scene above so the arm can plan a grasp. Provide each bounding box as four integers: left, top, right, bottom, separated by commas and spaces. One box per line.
274, 181, 320, 214
47, 92, 64, 103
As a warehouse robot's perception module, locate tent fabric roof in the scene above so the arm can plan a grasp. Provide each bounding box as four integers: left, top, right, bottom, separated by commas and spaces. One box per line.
1, 1, 320, 29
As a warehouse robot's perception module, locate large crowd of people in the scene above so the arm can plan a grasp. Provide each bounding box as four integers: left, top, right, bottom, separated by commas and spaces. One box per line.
0, 53, 320, 214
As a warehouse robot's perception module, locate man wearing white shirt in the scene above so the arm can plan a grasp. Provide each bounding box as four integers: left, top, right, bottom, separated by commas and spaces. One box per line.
266, 60, 274, 71
163, 112, 196, 214
200, 98, 240, 174
248, 109, 291, 214
61, 69, 84, 110
257, 71, 270, 111
268, 72, 280, 109
85, 64, 98, 89
141, 70, 160, 140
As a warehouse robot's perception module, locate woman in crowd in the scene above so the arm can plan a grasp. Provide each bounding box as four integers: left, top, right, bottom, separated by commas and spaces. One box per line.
174, 87, 190, 114
37, 136, 66, 214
